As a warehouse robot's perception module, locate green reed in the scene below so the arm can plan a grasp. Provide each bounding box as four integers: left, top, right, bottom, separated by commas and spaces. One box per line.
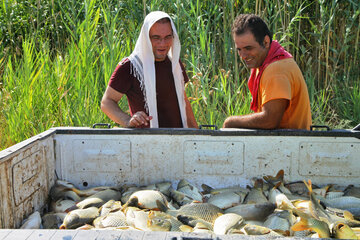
0, 0, 359, 150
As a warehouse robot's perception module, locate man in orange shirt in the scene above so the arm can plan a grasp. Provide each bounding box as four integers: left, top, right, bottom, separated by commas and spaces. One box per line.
223, 14, 312, 130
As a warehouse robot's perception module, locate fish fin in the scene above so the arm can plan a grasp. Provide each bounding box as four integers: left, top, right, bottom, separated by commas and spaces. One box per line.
291, 218, 309, 231
263, 169, 284, 184
201, 184, 213, 194
303, 180, 313, 195
156, 200, 169, 212
276, 169, 285, 182
343, 211, 355, 220
274, 182, 282, 190
254, 179, 263, 189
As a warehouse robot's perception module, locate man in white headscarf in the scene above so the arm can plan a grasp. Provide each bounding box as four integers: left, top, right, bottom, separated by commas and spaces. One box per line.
101, 11, 198, 128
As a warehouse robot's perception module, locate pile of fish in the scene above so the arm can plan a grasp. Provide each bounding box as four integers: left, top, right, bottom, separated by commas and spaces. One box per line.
21, 170, 360, 239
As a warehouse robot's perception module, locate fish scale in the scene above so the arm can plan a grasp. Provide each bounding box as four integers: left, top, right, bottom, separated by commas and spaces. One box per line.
176, 202, 224, 223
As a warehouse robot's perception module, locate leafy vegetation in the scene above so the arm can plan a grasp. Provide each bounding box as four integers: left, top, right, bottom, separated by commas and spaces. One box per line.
1, 0, 359, 150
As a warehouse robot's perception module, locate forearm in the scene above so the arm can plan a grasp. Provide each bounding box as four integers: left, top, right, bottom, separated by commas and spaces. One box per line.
223, 112, 277, 129
184, 93, 198, 128
101, 99, 131, 127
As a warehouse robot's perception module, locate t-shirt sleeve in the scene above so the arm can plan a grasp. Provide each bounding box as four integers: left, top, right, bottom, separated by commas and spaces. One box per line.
260, 66, 291, 106
108, 60, 132, 94
179, 60, 189, 84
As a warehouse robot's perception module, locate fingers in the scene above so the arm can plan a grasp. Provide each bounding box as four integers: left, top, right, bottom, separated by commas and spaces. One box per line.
128, 111, 152, 127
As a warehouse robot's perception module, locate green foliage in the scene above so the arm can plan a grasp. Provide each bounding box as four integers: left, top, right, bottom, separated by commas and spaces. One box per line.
0, 0, 359, 150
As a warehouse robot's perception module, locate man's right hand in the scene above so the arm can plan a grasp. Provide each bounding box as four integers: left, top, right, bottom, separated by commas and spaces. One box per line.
127, 111, 153, 128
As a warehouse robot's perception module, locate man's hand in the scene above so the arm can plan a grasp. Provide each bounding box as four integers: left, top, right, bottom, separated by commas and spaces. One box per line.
127, 111, 153, 127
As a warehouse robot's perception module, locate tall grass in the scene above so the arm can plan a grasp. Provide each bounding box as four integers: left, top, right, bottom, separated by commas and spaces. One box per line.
1, 0, 359, 150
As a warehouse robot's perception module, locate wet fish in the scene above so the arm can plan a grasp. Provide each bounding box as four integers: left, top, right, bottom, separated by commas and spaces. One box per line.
242, 223, 283, 236
333, 222, 358, 239
49, 184, 81, 202
71, 186, 118, 198
225, 202, 276, 221
243, 179, 268, 204
93, 210, 128, 228
201, 184, 249, 195
291, 214, 331, 238
207, 191, 245, 209
98, 200, 121, 216
263, 210, 295, 234
167, 202, 224, 224
123, 190, 168, 210
42, 212, 67, 229
169, 188, 193, 206
344, 185, 360, 198
213, 213, 244, 235
269, 184, 295, 209
51, 199, 76, 213
75, 189, 121, 209
124, 206, 150, 231
20, 211, 42, 229
147, 211, 184, 232
60, 207, 99, 229
176, 179, 203, 202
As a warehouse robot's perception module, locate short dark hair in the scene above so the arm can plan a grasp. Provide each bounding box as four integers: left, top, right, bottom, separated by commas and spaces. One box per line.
232, 14, 272, 46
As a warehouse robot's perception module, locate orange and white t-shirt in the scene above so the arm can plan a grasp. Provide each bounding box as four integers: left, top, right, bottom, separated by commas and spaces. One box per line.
257, 58, 312, 130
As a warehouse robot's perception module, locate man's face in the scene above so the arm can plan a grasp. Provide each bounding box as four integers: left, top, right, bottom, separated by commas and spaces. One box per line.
233, 31, 270, 69
149, 22, 173, 61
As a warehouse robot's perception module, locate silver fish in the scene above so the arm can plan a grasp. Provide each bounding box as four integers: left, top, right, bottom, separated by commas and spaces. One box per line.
225, 202, 276, 221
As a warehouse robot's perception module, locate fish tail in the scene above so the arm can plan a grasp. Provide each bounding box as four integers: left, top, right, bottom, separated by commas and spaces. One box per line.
291, 218, 309, 231
156, 199, 169, 212
275, 169, 285, 182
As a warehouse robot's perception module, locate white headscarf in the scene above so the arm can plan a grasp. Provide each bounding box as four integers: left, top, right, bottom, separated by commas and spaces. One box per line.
126, 11, 187, 128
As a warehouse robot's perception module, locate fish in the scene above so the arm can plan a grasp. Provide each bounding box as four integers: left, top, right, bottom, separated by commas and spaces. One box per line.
326, 191, 345, 199
99, 200, 122, 216
304, 180, 360, 222
155, 182, 172, 197
190, 221, 213, 234
225, 202, 276, 221
123, 206, 151, 231
59, 207, 99, 229
268, 183, 295, 209
169, 188, 194, 206
49, 184, 81, 202
242, 223, 283, 236
42, 212, 67, 229
93, 210, 128, 228
263, 210, 295, 234
243, 179, 268, 204
263, 169, 285, 186
201, 184, 249, 195
122, 190, 168, 210
344, 185, 360, 198
291, 214, 331, 238
71, 186, 118, 198
147, 211, 184, 232
213, 213, 244, 235
75, 189, 122, 209
20, 211, 42, 229
51, 199, 76, 213
333, 222, 358, 239
285, 181, 316, 197
176, 179, 203, 202
280, 193, 331, 239
207, 191, 245, 209
158, 201, 223, 225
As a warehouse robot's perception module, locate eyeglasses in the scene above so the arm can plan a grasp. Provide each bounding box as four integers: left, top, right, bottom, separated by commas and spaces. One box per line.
150, 35, 174, 43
